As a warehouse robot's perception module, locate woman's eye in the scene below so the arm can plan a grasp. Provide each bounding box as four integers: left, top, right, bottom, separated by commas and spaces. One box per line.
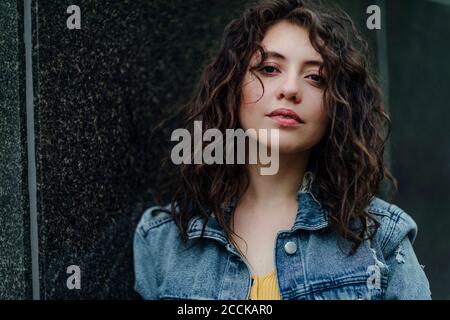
306, 74, 324, 83
260, 65, 279, 74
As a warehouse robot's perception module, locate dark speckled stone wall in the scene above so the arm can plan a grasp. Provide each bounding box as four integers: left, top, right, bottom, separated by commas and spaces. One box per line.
31, 0, 247, 299
0, 1, 31, 299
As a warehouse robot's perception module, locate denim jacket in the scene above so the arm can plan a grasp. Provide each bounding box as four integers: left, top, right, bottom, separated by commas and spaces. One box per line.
133, 173, 432, 300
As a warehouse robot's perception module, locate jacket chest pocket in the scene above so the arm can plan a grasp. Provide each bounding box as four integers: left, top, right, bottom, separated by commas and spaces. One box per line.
306, 271, 388, 300
157, 275, 220, 300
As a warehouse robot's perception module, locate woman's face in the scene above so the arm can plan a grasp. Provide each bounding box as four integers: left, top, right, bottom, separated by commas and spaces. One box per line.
239, 21, 328, 155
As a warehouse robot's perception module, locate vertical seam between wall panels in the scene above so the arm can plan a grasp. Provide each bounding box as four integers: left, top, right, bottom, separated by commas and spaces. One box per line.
24, 0, 40, 300
375, 0, 392, 173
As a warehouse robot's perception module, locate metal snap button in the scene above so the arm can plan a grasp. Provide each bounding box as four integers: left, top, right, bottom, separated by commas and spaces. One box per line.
284, 241, 297, 254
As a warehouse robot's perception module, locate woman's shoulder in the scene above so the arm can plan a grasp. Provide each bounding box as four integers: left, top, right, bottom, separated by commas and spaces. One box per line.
134, 204, 177, 240
366, 196, 419, 256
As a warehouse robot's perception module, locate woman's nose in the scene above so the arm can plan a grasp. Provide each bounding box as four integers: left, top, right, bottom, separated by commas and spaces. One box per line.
277, 75, 302, 104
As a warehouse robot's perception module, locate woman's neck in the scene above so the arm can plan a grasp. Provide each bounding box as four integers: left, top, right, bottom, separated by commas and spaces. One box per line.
240, 151, 311, 208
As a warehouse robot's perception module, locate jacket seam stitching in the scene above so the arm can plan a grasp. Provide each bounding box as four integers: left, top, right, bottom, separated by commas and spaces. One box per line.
140, 217, 174, 238
380, 205, 402, 252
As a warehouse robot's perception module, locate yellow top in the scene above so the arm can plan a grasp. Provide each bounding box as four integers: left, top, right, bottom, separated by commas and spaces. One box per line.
249, 270, 282, 300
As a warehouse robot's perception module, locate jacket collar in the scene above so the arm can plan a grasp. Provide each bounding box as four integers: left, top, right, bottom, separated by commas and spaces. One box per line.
186, 171, 329, 245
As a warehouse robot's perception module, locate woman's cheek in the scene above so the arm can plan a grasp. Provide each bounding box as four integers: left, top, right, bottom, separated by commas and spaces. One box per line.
310, 117, 328, 145
243, 74, 265, 104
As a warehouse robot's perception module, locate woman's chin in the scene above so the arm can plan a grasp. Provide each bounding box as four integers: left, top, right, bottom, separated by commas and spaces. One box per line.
257, 140, 308, 155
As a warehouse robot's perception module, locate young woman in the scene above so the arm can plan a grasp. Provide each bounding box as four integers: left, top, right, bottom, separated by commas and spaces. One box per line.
133, 0, 431, 300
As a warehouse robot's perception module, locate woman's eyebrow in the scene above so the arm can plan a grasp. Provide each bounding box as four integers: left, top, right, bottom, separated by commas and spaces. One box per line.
265, 51, 323, 67
265, 51, 287, 60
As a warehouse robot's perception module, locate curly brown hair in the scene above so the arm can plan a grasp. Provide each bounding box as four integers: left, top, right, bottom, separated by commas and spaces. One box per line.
152, 0, 397, 255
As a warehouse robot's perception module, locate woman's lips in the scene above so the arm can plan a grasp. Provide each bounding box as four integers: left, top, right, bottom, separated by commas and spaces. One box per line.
267, 108, 303, 127
268, 115, 301, 126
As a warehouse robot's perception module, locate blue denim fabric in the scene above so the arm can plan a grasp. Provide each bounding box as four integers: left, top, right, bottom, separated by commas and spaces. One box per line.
133, 173, 432, 300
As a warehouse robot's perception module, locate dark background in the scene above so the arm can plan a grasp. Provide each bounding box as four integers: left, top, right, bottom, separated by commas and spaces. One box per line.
1, 0, 449, 299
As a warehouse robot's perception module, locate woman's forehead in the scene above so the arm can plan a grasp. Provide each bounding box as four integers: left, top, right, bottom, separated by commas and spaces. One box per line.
259, 21, 322, 61
243, 21, 322, 65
